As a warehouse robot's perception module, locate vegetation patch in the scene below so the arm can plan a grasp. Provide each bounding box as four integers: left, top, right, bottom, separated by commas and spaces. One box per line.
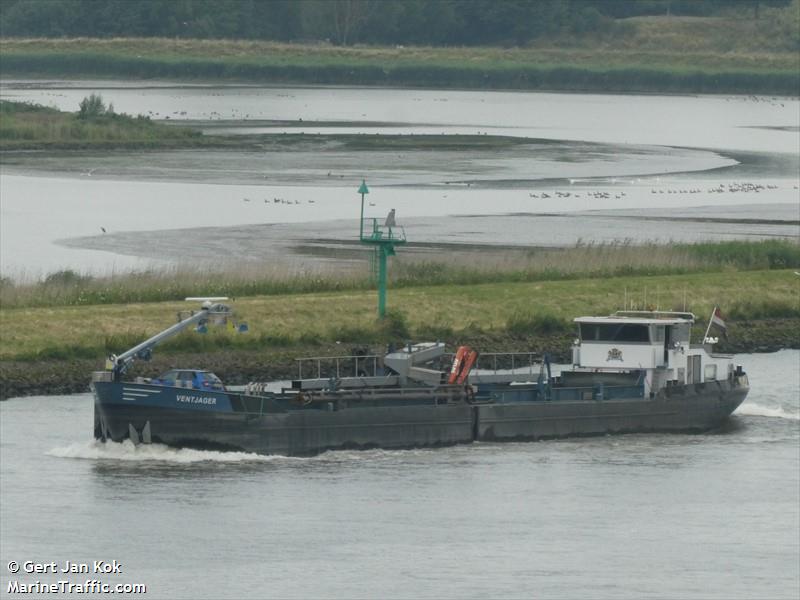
505, 312, 570, 337
1, 28, 798, 95
685, 240, 800, 270
0, 97, 204, 149
2, 240, 798, 311
1, 268, 797, 365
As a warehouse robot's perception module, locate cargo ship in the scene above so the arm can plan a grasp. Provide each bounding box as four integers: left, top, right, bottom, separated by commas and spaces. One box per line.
92, 300, 749, 456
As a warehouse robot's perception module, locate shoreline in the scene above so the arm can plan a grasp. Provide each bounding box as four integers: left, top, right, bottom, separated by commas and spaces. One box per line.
4, 62, 796, 97
2, 37, 797, 97
4, 77, 798, 101
2, 318, 797, 400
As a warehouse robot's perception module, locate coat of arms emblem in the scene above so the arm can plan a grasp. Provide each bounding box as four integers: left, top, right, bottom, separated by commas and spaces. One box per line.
607, 348, 623, 361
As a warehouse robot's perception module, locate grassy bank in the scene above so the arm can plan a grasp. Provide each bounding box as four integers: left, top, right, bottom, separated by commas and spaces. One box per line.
3, 240, 798, 310
0, 98, 206, 149
1, 269, 798, 364
1, 31, 798, 95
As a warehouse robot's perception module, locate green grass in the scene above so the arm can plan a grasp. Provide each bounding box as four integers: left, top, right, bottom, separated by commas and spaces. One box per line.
1, 28, 797, 95
1, 268, 798, 362
0, 100, 59, 115
685, 240, 800, 269
2, 240, 797, 311
0, 99, 205, 149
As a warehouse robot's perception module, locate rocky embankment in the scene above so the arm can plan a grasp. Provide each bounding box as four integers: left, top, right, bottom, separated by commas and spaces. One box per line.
1, 319, 797, 400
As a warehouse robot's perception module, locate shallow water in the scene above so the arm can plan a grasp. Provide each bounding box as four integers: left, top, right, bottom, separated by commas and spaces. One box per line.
1, 81, 798, 278
3, 81, 798, 152
1, 350, 798, 599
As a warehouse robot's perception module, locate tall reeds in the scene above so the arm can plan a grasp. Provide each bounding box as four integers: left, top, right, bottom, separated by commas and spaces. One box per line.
2, 240, 797, 310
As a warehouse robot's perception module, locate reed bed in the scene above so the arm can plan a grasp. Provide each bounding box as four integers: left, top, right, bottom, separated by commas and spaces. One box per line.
2, 240, 797, 311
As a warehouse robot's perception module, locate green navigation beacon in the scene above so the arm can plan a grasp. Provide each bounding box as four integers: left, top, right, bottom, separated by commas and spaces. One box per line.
357, 179, 406, 318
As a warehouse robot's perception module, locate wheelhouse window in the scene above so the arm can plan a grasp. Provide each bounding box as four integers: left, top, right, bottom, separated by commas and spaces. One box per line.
580, 323, 650, 343
668, 323, 691, 344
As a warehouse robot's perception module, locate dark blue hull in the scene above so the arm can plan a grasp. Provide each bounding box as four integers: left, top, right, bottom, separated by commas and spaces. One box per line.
93, 376, 749, 456
93, 381, 475, 455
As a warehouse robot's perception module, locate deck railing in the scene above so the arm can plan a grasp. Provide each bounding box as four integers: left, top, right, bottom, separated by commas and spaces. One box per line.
296, 354, 383, 380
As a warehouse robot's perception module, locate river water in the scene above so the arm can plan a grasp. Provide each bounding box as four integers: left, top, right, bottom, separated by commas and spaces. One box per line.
1, 81, 798, 279
1, 350, 798, 599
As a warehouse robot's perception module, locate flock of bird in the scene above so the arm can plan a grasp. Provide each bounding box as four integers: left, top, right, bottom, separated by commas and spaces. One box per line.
649, 182, 785, 195
98, 180, 793, 235
240, 197, 377, 207
726, 95, 787, 108
529, 190, 628, 200
242, 197, 315, 205
526, 182, 791, 200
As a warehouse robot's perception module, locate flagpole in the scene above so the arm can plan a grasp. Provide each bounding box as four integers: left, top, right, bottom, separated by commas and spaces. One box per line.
703, 305, 716, 343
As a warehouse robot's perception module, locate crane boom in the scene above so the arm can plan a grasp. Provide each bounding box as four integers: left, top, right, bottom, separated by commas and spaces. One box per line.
110, 300, 232, 379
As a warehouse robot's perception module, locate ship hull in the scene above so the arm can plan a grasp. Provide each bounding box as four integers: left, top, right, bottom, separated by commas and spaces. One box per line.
93, 381, 475, 455
93, 377, 748, 456
477, 379, 749, 441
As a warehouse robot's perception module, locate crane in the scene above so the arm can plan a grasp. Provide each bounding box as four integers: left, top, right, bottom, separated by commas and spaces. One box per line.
107, 298, 233, 381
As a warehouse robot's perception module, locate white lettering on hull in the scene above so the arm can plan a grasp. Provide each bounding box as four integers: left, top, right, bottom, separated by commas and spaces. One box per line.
176, 394, 217, 405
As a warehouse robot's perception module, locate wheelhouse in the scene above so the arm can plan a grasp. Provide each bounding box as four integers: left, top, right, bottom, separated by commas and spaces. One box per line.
571, 311, 737, 396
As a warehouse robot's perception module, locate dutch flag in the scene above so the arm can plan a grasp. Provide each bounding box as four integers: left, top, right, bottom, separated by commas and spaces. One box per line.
710, 306, 728, 340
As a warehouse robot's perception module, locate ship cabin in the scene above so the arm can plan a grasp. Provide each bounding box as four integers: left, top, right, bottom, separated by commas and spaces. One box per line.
570, 311, 737, 397
148, 369, 225, 391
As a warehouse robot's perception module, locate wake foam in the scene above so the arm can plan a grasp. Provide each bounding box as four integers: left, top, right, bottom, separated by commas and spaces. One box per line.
48, 441, 436, 464
736, 402, 800, 421
47, 440, 284, 463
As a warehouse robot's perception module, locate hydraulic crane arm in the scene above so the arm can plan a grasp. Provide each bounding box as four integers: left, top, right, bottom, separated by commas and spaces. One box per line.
109, 299, 232, 380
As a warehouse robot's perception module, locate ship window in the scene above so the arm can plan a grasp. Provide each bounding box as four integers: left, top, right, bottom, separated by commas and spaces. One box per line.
580, 323, 650, 343
202, 373, 222, 385
669, 323, 691, 343
158, 370, 178, 384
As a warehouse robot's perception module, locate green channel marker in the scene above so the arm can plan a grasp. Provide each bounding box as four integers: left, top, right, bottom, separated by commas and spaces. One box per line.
357, 179, 406, 318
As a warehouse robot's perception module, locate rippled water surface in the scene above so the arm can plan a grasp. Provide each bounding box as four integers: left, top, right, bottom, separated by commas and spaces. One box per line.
1, 351, 798, 599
